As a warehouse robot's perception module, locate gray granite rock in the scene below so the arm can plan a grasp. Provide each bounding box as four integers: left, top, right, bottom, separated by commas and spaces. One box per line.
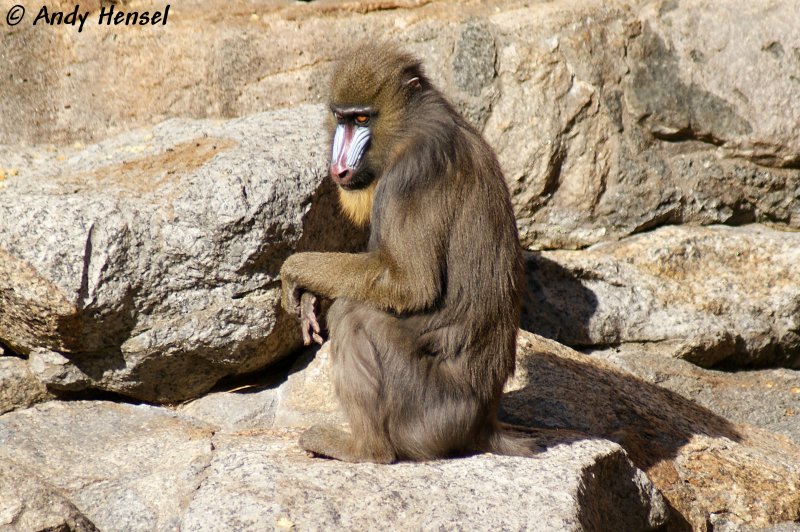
178, 344, 344, 432
0, 401, 214, 532
0, 459, 97, 532
0, 355, 51, 414
508, 332, 800, 530
523, 224, 800, 367
589, 343, 800, 445
180, 432, 666, 531
0, 379, 667, 531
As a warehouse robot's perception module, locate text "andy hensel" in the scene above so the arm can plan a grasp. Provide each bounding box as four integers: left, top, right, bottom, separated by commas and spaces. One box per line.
33, 4, 170, 33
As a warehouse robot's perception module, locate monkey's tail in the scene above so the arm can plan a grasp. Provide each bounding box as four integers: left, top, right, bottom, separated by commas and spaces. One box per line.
487, 426, 539, 458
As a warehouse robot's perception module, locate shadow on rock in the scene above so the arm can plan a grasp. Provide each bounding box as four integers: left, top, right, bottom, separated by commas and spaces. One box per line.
502, 333, 745, 529
502, 333, 741, 469
517, 252, 743, 468
521, 252, 598, 344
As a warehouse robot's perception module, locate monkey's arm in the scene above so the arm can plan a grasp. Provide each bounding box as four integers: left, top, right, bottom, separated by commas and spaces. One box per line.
282, 154, 448, 316
281, 245, 441, 315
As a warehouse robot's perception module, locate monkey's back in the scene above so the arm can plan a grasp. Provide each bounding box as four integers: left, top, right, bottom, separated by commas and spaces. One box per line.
442, 124, 522, 393
370, 91, 522, 397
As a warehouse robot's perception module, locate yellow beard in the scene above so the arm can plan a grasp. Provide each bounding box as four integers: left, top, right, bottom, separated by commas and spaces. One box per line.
337, 181, 377, 227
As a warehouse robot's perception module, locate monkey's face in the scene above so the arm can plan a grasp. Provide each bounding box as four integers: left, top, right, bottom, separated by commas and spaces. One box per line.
328, 106, 376, 190
327, 44, 424, 191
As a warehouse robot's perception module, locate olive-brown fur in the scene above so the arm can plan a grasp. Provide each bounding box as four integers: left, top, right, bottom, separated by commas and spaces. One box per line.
281, 43, 529, 462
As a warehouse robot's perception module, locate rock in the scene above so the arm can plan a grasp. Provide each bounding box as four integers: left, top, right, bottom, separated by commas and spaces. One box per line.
449, 18, 500, 129
492, 0, 800, 248
28, 347, 94, 392
0, 355, 52, 414
180, 431, 667, 531
271, 344, 345, 428
0, 106, 365, 403
523, 224, 800, 367
589, 343, 800, 445
0, 401, 215, 531
506, 332, 800, 530
187, 332, 800, 529
3, 0, 798, 249
670, 330, 738, 368
631, 1, 800, 167
0, 367, 667, 530
178, 344, 344, 432
176, 377, 281, 433
5, 333, 798, 530
0, 460, 97, 532
452, 19, 497, 97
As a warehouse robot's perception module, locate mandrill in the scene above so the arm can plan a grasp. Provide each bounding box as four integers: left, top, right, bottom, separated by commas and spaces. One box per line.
280, 43, 530, 463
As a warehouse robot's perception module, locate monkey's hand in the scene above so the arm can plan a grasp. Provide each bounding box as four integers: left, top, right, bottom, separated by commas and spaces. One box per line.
281, 269, 324, 346
299, 292, 324, 346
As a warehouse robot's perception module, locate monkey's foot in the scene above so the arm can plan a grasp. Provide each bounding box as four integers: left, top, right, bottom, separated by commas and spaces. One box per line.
299, 425, 360, 462
299, 425, 394, 464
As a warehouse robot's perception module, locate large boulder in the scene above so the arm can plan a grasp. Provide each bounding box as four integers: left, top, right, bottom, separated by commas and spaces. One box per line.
181, 432, 666, 531
179, 333, 800, 530
523, 224, 800, 367
496, 0, 800, 248
508, 332, 800, 530
0, 106, 364, 402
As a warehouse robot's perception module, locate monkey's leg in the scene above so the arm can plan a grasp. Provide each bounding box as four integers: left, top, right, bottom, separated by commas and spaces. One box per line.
299, 299, 396, 464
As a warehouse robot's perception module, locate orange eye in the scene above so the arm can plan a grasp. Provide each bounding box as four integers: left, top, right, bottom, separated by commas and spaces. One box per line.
355, 115, 370, 125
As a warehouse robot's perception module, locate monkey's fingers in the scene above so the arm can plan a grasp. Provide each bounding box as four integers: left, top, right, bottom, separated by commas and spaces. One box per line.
300, 292, 323, 345
301, 293, 320, 329
301, 320, 324, 345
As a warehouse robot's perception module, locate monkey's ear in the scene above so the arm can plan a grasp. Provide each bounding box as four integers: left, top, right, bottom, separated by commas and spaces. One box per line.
404, 77, 421, 91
